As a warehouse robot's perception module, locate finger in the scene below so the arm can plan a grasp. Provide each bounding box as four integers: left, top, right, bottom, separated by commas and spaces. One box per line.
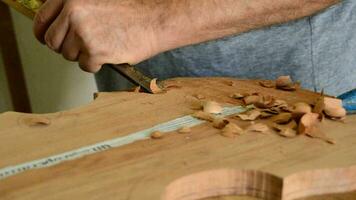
33, 0, 64, 44
44, 10, 70, 52
61, 27, 80, 61
78, 54, 103, 73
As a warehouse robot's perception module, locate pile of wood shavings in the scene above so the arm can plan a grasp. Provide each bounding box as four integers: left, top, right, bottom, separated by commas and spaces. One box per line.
189, 76, 347, 144
149, 76, 346, 143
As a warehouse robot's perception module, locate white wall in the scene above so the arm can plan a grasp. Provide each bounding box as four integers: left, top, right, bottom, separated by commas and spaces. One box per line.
0, 9, 97, 114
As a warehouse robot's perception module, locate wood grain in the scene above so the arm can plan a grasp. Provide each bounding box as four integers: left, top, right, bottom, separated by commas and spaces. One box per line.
0, 78, 355, 200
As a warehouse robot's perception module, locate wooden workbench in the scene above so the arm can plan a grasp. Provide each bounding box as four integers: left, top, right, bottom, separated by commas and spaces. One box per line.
0, 78, 355, 200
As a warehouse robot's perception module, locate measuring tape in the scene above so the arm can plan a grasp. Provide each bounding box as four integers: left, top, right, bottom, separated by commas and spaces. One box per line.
0, 106, 250, 181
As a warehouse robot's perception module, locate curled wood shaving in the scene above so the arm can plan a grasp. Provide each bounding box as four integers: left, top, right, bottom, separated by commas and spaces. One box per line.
275, 76, 299, 91
203, 101, 222, 114
260, 111, 274, 119
323, 97, 346, 119
178, 126, 191, 134
298, 113, 320, 135
276, 76, 293, 88
292, 102, 312, 119
259, 80, 275, 88
243, 95, 261, 105
254, 95, 275, 109
272, 99, 288, 108
271, 113, 292, 124
192, 111, 215, 122
236, 110, 261, 121
221, 122, 244, 137
26, 117, 51, 126
212, 118, 229, 129
150, 78, 164, 94
150, 131, 163, 139
246, 123, 270, 134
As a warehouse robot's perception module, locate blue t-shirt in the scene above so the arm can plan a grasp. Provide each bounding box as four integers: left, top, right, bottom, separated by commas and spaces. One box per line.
96, 1, 356, 96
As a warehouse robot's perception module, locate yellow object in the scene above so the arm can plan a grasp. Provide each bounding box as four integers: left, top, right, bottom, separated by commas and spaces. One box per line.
17, 0, 42, 11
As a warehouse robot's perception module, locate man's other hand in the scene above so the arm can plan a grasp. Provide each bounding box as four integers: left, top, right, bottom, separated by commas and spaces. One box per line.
33, 0, 160, 72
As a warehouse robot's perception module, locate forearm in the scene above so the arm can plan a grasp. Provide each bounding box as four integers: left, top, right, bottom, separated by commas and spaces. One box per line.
154, 0, 340, 52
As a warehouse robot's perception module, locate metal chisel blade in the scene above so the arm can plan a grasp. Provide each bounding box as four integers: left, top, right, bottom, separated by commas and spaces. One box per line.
107, 63, 154, 93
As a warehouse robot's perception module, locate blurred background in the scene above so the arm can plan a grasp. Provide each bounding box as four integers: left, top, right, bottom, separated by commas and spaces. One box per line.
0, 9, 97, 113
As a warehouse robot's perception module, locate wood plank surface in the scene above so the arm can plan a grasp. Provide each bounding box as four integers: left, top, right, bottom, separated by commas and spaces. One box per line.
0, 78, 355, 200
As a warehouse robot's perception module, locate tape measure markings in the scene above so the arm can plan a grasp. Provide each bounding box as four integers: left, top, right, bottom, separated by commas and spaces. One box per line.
0, 106, 250, 180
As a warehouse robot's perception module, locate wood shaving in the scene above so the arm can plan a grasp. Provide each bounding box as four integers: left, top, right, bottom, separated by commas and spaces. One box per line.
243, 95, 261, 105
26, 117, 51, 126
276, 76, 293, 88
298, 113, 320, 135
260, 112, 274, 119
150, 78, 164, 94
254, 95, 275, 108
271, 113, 292, 124
272, 99, 288, 108
150, 131, 163, 139
236, 110, 261, 121
246, 123, 270, 134
230, 93, 244, 99
221, 122, 244, 137
323, 97, 346, 119
259, 80, 275, 88
212, 118, 229, 129
203, 101, 222, 114
192, 111, 215, 122
292, 102, 312, 119
275, 76, 299, 91
178, 126, 191, 134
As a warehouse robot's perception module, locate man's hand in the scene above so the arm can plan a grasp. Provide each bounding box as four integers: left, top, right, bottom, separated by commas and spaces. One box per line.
33, 0, 160, 72
34, 0, 340, 73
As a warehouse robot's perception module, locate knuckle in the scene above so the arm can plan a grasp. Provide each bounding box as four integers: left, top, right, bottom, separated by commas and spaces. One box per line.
79, 57, 102, 73
62, 52, 77, 61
